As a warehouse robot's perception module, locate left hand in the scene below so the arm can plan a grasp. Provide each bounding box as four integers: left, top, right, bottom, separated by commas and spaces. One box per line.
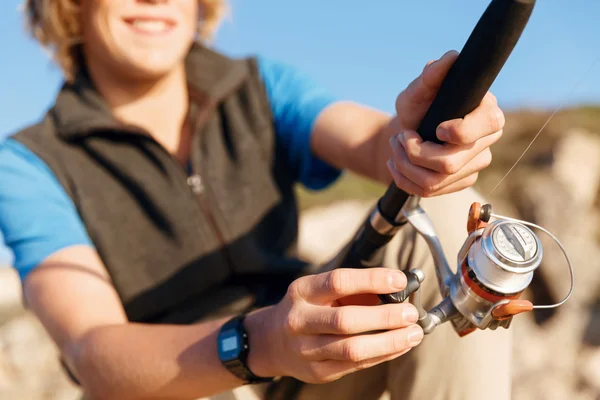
387, 50, 505, 197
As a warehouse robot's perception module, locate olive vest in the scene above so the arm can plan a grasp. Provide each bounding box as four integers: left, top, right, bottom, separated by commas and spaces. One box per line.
12, 44, 310, 324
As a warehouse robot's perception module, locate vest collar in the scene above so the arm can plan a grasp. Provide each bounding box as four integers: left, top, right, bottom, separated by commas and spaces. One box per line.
52, 43, 250, 140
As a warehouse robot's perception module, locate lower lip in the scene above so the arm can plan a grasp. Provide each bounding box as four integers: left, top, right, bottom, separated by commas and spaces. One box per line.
124, 20, 176, 36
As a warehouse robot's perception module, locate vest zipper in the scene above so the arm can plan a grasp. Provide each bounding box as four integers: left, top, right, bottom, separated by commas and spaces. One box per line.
82, 123, 233, 259
186, 173, 228, 247
115, 99, 233, 259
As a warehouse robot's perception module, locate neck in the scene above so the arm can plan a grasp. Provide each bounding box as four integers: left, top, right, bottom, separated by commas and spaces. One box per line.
86, 59, 190, 156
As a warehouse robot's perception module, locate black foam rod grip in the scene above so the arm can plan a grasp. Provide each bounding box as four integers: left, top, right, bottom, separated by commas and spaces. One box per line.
379, 0, 536, 221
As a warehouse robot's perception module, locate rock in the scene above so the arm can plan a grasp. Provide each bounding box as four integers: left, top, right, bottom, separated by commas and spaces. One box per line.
0, 268, 81, 399
552, 128, 600, 208
0, 313, 81, 400
579, 346, 600, 392
0, 268, 25, 325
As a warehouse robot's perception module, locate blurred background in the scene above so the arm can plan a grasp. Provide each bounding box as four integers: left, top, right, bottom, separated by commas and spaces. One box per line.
0, 0, 599, 398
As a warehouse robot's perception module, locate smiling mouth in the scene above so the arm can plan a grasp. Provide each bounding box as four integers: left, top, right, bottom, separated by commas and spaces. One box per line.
123, 18, 176, 35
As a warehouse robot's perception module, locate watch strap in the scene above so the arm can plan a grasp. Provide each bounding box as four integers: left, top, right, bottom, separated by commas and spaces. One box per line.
219, 314, 275, 384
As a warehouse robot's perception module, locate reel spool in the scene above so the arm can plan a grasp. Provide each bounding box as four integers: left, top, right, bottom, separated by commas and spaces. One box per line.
451, 203, 540, 336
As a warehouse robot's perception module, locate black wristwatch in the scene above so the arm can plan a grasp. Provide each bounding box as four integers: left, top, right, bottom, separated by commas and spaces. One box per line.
217, 314, 275, 384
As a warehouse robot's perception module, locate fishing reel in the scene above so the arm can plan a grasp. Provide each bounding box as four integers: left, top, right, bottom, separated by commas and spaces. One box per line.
379, 196, 574, 337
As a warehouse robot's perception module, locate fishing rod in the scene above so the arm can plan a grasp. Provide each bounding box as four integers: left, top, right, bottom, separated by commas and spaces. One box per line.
331, 0, 575, 337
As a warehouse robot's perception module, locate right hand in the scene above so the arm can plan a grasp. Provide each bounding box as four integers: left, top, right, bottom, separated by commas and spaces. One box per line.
251, 268, 424, 384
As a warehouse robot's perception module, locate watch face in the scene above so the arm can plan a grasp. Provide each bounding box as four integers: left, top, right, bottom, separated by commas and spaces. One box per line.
218, 328, 242, 361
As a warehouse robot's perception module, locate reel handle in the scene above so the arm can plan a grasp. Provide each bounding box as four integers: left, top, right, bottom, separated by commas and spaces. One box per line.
379, 269, 424, 304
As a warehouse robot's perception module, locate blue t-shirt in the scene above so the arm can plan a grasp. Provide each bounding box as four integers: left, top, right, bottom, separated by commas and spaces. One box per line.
0, 57, 342, 281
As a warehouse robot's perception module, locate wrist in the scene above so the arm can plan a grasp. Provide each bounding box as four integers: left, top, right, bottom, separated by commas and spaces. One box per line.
244, 305, 281, 378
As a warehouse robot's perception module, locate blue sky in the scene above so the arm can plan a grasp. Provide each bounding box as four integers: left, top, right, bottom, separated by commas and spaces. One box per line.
0, 0, 599, 264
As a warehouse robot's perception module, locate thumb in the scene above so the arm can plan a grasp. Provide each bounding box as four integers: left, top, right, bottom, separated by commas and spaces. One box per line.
395, 50, 459, 130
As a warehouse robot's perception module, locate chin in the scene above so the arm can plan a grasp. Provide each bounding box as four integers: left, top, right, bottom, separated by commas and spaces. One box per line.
118, 48, 189, 81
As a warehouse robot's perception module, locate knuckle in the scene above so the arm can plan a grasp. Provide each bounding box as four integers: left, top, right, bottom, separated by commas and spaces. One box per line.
440, 157, 460, 175
306, 362, 324, 382
404, 146, 421, 165
489, 108, 505, 132
392, 332, 411, 353
465, 173, 479, 187
355, 356, 379, 371
342, 341, 365, 363
424, 188, 438, 198
286, 279, 303, 300
451, 128, 471, 145
326, 270, 347, 295
385, 308, 400, 328
419, 186, 434, 198
414, 185, 428, 198
395, 92, 404, 112
296, 340, 314, 359
332, 309, 351, 333
307, 362, 336, 384
470, 172, 479, 185
284, 309, 304, 334
482, 149, 493, 168
445, 124, 470, 145
421, 176, 441, 195
368, 269, 382, 291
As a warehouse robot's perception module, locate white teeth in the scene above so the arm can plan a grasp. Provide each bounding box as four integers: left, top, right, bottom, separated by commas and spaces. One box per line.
131, 20, 169, 33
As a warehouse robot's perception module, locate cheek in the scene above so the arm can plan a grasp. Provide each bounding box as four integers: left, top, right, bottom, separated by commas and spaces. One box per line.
181, 0, 200, 35
79, 1, 111, 54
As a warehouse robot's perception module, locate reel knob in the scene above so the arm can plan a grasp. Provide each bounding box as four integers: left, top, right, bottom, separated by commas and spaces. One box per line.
467, 202, 492, 234
491, 300, 534, 320
379, 269, 425, 304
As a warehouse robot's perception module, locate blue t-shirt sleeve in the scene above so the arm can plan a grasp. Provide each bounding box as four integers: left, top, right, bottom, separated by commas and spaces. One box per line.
257, 57, 343, 190
0, 139, 93, 280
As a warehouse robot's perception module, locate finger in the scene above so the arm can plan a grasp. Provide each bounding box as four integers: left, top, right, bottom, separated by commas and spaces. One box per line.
293, 303, 419, 335
386, 158, 424, 196
390, 141, 492, 197
315, 324, 424, 362
291, 268, 408, 304
395, 129, 501, 174
426, 172, 480, 197
306, 348, 413, 384
436, 92, 505, 145
395, 50, 459, 129
388, 152, 482, 198
432, 172, 481, 196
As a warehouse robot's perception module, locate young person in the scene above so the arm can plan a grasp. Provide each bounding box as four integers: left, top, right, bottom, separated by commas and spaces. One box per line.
0, 0, 509, 399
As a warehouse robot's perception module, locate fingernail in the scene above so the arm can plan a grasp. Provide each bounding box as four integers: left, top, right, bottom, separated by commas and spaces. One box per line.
397, 132, 406, 147
436, 127, 449, 142
402, 306, 419, 323
389, 271, 406, 290
408, 326, 424, 347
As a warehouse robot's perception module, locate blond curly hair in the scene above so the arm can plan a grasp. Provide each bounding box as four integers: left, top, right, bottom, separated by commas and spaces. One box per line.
23, 0, 227, 82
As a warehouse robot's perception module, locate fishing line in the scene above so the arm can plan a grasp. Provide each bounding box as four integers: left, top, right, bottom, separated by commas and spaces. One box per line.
487, 55, 600, 197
